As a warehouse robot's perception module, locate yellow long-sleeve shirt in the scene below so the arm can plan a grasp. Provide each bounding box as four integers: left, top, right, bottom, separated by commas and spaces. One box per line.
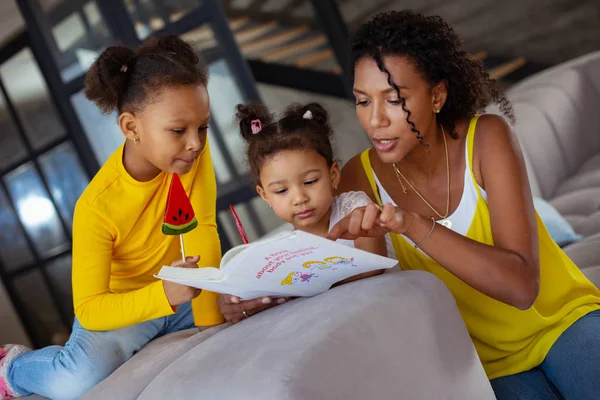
72, 141, 224, 331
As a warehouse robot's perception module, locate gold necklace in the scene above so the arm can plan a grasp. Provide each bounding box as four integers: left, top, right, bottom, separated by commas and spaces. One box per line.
393, 125, 452, 229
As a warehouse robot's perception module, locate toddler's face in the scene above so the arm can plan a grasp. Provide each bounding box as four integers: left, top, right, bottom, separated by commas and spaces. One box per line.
257, 149, 340, 234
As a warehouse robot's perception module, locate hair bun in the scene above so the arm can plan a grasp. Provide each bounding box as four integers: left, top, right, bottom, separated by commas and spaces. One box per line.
134, 34, 200, 71
301, 103, 330, 127
84, 44, 135, 114
280, 102, 331, 137
235, 101, 276, 141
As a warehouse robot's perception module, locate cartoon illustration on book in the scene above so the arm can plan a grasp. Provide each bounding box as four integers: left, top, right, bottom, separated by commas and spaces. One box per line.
324, 256, 357, 268
281, 271, 318, 286
303, 260, 336, 271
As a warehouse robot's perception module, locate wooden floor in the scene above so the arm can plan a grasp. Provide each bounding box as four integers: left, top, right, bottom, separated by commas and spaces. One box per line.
338, 0, 600, 66
226, 0, 599, 66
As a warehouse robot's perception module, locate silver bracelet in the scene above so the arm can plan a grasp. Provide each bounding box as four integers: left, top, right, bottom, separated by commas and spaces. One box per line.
414, 217, 436, 250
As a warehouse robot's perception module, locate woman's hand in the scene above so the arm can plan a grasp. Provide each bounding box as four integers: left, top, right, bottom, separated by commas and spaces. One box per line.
163, 255, 203, 306
217, 294, 288, 324
328, 203, 411, 241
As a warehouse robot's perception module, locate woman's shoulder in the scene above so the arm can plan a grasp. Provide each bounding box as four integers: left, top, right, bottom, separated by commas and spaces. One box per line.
471, 113, 524, 186
473, 114, 513, 140
472, 114, 518, 157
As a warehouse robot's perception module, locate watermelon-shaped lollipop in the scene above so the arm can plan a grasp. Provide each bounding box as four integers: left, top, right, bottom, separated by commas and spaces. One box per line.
163, 173, 197, 261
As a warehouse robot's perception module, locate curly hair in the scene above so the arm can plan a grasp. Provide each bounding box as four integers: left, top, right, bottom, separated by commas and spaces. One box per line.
236, 102, 335, 186
350, 10, 513, 143
84, 34, 208, 115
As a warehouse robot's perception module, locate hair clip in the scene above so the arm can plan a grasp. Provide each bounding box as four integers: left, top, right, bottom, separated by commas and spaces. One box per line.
120, 64, 128, 73
250, 119, 262, 134
303, 110, 313, 120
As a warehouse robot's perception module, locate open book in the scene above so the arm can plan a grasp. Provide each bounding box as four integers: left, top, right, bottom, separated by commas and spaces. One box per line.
155, 230, 398, 299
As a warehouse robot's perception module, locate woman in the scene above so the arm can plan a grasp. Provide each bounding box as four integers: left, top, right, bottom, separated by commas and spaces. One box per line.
329, 10, 600, 399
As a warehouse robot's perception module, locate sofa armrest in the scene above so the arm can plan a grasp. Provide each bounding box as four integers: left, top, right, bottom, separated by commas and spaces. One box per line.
138, 271, 494, 399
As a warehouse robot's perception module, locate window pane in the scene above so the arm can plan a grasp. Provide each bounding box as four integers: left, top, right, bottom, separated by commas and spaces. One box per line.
4, 163, 69, 257
0, 49, 66, 150
39, 0, 64, 12
183, 26, 254, 183
0, 189, 34, 273
124, 0, 204, 40
71, 90, 123, 164
205, 59, 249, 178
45, 254, 74, 327
39, 142, 89, 229
36, 1, 115, 82
207, 127, 232, 184
0, 94, 27, 170
217, 210, 243, 250
12, 269, 69, 348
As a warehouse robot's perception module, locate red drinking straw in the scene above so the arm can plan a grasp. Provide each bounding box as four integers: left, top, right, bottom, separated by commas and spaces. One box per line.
229, 204, 249, 244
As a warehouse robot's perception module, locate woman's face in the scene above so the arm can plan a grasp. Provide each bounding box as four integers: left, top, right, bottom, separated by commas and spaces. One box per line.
353, 55, 441, 164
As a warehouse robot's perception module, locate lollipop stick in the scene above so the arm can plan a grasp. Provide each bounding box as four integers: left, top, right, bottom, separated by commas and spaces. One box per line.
179, 234, 186, 262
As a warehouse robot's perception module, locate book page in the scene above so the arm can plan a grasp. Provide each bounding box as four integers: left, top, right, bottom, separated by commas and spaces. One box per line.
156, 231, 398, 299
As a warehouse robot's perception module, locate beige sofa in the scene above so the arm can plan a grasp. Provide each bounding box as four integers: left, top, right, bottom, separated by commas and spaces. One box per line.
78, 271, 494, 400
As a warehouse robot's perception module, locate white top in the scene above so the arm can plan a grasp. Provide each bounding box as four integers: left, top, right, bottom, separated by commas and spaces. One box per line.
372, 135, 487, 257
329, 191, 373, 248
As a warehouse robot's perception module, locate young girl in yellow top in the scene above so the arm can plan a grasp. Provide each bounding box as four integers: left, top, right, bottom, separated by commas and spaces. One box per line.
217, 102, 387, 323
329, 11, 600, 399
0, 35, 224, 400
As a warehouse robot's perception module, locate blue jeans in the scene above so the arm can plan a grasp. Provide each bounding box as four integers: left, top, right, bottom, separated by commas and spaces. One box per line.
491, 309, 600, 399
8, 302, 194, 400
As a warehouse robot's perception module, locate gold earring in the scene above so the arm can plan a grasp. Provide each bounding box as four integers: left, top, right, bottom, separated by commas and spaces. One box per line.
133, 137, 139, 144
435, 109, 440, 114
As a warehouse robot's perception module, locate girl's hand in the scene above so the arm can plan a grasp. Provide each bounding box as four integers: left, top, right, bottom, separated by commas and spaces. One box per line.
328, 203, 411, 241
217, 294, 288, 324
163, 255, 203, 306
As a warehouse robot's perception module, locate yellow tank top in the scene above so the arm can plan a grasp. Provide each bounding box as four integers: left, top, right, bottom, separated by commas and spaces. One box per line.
360, 115, 600, 379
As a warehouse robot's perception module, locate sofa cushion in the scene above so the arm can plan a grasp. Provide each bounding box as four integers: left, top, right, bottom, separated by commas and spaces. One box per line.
564, 210, 600, 238
500, 51, 600, 202
582, 265, 600, 288
550, 188, 600, 218
563, 233, 600, 270
580, 153, 600, 174
555, 164, 600, 196
502, 100, 569, 198
135, 272, 494, 400
580, 52, 600, 100
81, 324, 228, 400
511, 79, 600, 176
534, 198, 582, 247
509, 51, 600, 92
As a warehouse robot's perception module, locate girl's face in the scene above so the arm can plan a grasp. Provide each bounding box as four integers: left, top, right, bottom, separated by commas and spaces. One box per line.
120, 84, 210, 179
257, 148, 340, 233
353, 55, 446, 164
